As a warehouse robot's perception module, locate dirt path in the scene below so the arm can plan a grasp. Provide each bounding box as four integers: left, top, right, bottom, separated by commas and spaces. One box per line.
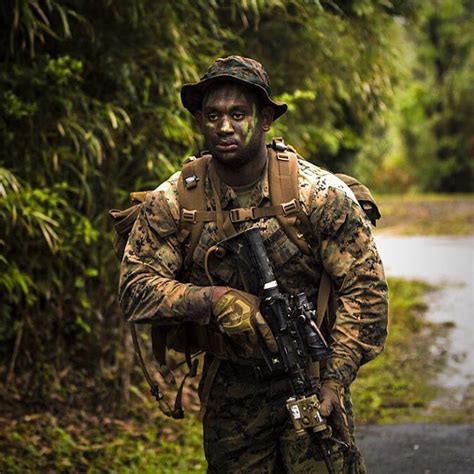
357, 424, 474, 474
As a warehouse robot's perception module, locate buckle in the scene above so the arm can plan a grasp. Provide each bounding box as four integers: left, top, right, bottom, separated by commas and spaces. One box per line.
277, 153, 290, 161
182, 209, 197, 223
229, 207, 256, 223
184, 175, 199, 190
281, 199, 299, 216
271, 137, 287, 152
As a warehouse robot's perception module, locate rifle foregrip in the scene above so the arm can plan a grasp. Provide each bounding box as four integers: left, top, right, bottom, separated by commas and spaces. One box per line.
244, 228, 278, 295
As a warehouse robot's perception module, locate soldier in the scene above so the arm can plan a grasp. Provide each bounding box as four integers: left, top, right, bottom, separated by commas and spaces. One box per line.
119, 56, 388, 473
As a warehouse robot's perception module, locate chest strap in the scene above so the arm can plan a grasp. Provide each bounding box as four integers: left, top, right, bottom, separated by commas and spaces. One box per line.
181, 198, 300, 224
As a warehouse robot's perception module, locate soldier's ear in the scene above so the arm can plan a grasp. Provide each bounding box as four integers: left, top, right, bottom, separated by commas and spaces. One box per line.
260, 106, 274, 132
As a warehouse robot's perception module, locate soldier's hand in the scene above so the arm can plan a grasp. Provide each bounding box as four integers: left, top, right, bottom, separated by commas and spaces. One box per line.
319, 380, 351, 445
212, 287, 278, 356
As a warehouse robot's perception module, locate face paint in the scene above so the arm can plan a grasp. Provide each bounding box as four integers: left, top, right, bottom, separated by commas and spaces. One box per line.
239, 104, 257, 146
199, 82, 265, 168
221, 117, 233, 134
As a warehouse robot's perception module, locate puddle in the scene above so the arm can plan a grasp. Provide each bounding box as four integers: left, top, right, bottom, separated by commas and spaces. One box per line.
374, 235, 474, 394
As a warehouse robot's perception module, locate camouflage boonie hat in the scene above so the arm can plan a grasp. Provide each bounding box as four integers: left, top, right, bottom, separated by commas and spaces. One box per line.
181, 55, 288, 120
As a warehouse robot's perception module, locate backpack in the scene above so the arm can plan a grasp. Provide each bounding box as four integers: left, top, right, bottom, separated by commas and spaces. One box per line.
109, 137, 380, 418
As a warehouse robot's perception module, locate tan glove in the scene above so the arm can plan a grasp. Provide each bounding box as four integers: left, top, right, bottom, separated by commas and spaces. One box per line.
212, 288, 278, 357
319, 380, 351, 445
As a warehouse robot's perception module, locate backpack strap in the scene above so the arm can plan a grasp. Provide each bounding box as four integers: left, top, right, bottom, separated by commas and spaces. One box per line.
130, 191, 149, 203
178, 141, 313, 251
177, 154, 212, 267
268, 137, 312, 256
179, 203, 303, 224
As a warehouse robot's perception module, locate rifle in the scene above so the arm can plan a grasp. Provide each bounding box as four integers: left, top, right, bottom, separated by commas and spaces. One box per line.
212, 226, 348, 474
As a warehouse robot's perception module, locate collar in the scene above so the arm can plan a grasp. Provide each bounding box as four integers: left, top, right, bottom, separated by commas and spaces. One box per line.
206, 158, 270, 209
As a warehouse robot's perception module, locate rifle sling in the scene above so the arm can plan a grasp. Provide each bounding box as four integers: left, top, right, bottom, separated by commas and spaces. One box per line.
317, 271, 332, 328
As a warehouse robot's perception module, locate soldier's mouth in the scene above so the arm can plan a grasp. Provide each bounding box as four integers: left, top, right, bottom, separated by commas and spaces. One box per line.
216, 142, 239, 152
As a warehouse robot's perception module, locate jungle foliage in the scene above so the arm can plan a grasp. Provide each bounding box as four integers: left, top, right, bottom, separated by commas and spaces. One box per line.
0, 0, 471, 412
354, 0, 474, 192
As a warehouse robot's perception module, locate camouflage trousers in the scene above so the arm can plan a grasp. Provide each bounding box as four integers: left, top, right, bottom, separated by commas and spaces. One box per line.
200, 358, 367, 474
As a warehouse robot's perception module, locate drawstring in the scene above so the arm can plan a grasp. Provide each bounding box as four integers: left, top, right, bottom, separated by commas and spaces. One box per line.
204, 244, 220, 285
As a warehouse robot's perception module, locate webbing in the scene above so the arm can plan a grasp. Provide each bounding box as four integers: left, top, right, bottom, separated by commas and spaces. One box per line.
177, 155, 211, 267
208, 161, 238, 240
267, 145, 311, 256
180, 199, 300, 224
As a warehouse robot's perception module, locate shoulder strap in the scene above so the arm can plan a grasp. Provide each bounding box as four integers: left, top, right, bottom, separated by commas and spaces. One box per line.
267, 138, 331, 325
268, 137, 312, 256
266, 139, 334, 336
177, 154, 212, 267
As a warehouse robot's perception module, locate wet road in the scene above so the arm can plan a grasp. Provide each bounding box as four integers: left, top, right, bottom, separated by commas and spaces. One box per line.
358, 424, 474, 474
375, 235, 474, 389
358, 236, 474, 473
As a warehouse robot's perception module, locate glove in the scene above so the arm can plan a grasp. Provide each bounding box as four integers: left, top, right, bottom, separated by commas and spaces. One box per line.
319, 380, 351, 445
212, 288, 278, 357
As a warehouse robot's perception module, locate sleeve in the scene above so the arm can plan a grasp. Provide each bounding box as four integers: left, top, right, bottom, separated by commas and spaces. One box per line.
118, 184, 213, 325
311, 186, 388, 387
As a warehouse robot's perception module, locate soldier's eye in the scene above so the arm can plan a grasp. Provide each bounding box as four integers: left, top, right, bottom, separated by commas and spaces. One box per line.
232, 112, 245, 120
207, 113, 219, 122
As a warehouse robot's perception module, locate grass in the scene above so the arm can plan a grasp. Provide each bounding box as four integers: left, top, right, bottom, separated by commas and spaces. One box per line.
1, 277, 463, 472
0, 403, 206, 473
375, 193, 474, 235
352, 277, 471, 424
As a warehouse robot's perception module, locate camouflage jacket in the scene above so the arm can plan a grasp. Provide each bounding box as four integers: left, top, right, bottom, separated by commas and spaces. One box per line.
119, 156, 388, 387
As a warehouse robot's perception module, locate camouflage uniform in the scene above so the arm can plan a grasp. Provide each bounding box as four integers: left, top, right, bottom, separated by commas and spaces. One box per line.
119, 157, 388, 472
201, 358, 366, 473
119, 56, 388, 473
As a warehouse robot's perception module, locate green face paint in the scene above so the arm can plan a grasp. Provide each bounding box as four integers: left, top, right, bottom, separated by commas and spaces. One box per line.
199, 82, 266, 169
240, 104, 257, 146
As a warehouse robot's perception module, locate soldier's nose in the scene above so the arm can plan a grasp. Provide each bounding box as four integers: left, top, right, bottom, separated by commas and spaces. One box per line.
217, 117, 234, 135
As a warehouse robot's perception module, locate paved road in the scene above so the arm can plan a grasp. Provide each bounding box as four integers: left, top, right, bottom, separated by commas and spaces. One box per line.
357, 424, 474, 474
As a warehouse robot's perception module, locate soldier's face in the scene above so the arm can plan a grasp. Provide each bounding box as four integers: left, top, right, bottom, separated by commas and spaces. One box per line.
197, 83, 271, 167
